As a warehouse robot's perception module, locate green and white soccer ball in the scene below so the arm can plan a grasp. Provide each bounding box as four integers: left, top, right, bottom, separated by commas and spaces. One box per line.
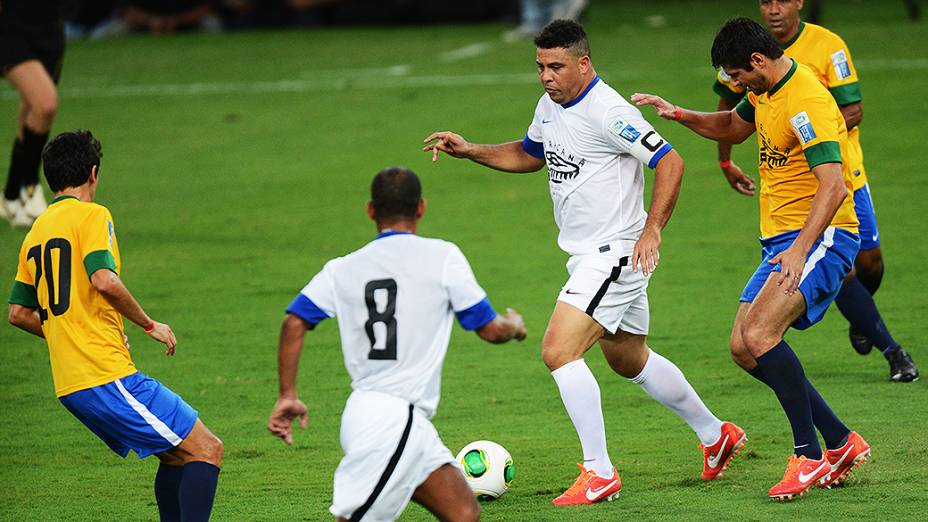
455, 440, 515, 500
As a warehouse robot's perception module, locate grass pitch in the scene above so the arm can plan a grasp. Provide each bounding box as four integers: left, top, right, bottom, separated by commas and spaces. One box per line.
1, 1, 926, 520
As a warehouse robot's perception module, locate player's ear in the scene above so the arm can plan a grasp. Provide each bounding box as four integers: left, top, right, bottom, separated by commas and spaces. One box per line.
89, 165, 98, 185
416, 199, 426, 219
578, 55, 591, 73
367, 201, 376, 221
750, 52, 765, 69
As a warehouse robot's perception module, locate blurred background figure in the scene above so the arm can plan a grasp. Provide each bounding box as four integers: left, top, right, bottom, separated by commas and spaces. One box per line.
504, 0, 588, 41
122, 0, 222, 34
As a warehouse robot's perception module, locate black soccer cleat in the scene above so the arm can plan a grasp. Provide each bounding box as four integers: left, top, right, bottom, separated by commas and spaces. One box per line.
849, 326, 874, 355
887, 348, 919, 382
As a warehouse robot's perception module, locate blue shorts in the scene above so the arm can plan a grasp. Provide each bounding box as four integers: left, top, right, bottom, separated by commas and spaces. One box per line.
740, 227, 860, 330
59, 372, 198, 459
854, 184, 880, 251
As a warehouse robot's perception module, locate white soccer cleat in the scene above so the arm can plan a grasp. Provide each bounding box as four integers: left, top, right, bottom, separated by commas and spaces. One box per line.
2, 198, 33, 228
20, 185, 48, 219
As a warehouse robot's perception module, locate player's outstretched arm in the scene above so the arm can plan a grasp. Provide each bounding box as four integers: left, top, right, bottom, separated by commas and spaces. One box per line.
423, 131, 545, 173
632, 149, 684, 276
630, 93, 755, 144
476, 308, 528, 344
90, 269, 176, 355
716, 97, 755, 196
7, 304, 45, 338
268, 313, 309, 446
840, 102, 863, 131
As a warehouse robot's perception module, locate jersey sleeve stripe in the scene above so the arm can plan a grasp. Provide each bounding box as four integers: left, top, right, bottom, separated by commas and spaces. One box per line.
735, 98, 756, 124
829, 83, 862, 106
803, 141, 842, 169
286, 294, 331, 328
83, 250, 117, 278
647, 143, 673, 169
454, 297, 497, 331
9, 280, 39, 308
521, 135, 544, 159
713, 80, 745, 104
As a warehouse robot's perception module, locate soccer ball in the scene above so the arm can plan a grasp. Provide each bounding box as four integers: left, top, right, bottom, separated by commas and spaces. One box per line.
455, 440, 515, 500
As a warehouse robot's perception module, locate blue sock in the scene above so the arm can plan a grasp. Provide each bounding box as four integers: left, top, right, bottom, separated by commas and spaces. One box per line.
755, 340, 823, 460
179, 462, 220, 522
835, 277, 900, 355
747, 366, 849, 450
155, 464, 183, 522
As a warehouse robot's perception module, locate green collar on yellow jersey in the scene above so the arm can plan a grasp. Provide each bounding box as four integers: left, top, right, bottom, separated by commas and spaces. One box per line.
780, 21, 805, 49
768, 60, 798, 97
50, 195, 79, 205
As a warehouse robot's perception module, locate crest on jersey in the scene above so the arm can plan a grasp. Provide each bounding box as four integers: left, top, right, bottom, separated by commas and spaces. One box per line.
790, 111, 817, 144
545, 151, 580, 184
830, 50, 851, 80
759, 132, 789, 169
608, 117, 641, 143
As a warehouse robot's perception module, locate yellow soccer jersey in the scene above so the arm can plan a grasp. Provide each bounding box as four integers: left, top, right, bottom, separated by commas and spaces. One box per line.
734, 61, 859, 238
9, 196, 136, 397
714, 21, 867, 190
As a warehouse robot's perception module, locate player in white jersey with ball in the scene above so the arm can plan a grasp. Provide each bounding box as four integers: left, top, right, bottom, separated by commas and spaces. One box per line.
424, 20, 744, 506
267, 166, 527, 522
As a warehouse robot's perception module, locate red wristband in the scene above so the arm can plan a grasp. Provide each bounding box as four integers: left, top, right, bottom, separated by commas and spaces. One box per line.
144, 322, 155, 333
673, 105, 683, 121
719, 160, 733, 169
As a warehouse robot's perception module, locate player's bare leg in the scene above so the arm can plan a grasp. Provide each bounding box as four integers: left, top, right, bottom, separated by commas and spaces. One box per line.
601, 330, 739, 479
542, 301, 620, 505
155, 419, 223, 522
408, 463, 480, 522
3, 60, 56, 225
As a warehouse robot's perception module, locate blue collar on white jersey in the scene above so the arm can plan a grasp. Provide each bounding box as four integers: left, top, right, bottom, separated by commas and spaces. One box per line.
560, 76, 600, 109
375, 230, 413, 240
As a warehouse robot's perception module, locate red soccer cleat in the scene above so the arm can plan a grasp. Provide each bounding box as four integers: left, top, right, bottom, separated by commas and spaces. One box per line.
551, 463, 622, 506
818, 431, 871, 488
768, 455, 830, 501
700, 421, 746, 480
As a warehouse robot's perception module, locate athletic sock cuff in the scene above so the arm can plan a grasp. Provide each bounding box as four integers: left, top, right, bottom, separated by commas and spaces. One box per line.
628, 348, 654, 384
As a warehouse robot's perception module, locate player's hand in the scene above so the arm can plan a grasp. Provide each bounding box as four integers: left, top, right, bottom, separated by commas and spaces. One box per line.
423, 131, 472, 162
769, 245, 806, 296
630, 93, 676, 120
504, 308, 528, 342
268, 397, 309, 446
632, 227, 661, 276
146, 322, 177, 356
721, 161, 756, 196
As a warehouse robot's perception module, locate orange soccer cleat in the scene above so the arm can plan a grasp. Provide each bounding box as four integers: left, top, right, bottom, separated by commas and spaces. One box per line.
551, 463, 622, 506
700, 421, 746, 480
818, 431, 871, 489
768, 454, 830, 501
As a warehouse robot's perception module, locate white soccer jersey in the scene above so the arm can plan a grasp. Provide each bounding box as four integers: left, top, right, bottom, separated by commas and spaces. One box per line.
287, 232, 496, 419
522, 76, 674, 256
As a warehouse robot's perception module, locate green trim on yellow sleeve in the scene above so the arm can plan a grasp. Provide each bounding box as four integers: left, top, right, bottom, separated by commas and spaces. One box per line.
735, 98, 755, 123
804, 141, 842, 169
713, 80, 745, 104
83, 250, 116, 278
829, 83, 862, 106
9, 281, 38, 308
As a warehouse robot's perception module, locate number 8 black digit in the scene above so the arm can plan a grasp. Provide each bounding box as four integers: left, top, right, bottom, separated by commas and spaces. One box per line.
364, 279, 397, 360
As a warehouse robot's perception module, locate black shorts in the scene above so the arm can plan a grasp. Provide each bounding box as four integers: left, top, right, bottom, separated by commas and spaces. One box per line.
0, 19, 66, 83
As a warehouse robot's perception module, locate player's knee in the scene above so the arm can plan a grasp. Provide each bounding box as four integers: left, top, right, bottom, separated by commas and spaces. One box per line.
856, 250, 884, 280
739, 322, 776, 358
729, 342, 754, 371
208, 434, 224, 466
454, 497, 480, 522
541, 341, 580, 372
28, 94, 58, 130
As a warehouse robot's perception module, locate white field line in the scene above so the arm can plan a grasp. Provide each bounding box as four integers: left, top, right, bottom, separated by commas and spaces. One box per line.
439, 42, 494, 62
0, 58, 923, 101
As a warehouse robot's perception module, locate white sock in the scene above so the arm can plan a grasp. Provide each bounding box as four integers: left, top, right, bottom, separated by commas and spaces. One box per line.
551, 359, 614, 478
630, 349, 723, 446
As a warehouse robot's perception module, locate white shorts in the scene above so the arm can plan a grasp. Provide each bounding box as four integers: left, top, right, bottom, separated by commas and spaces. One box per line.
557, 253, 650, 335
330, 390, 455, 522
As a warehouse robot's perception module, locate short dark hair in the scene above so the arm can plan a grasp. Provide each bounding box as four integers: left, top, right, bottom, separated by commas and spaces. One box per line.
711, 17, 783, 71
534, 19, 591, 58
42, 130, 103, 192
371, 166, 421, 220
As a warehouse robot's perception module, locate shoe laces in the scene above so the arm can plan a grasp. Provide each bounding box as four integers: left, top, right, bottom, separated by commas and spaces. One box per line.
563, 464, 593, 496
781, 455, 803, 481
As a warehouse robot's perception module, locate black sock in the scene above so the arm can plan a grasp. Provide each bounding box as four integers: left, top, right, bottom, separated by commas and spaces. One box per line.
4, 138, 25, 201
4, 126, 49, 201
755, 340, 823, 460
835, 277, 900, 354
856, 264, 884, 295
747, 366, 849, 450
178, 461, 220, 522
154, 464, 183, 522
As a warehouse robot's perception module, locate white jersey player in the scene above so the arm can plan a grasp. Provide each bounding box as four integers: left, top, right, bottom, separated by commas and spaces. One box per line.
424, 20, 744, 506
268, 167, 527, 522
